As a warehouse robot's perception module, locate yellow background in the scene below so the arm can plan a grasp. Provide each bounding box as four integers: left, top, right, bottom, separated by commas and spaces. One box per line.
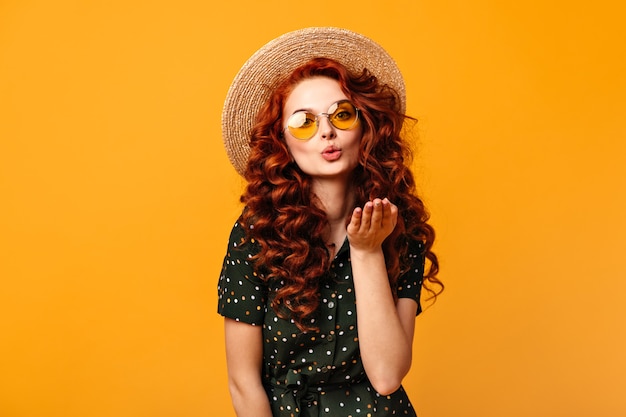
1, 1, 625, 416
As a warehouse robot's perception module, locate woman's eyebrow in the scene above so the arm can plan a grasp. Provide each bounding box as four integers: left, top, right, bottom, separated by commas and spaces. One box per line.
289, 100, 345, 115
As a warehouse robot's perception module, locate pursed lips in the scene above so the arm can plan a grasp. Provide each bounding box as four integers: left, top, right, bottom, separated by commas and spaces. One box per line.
321, 145, 342, 161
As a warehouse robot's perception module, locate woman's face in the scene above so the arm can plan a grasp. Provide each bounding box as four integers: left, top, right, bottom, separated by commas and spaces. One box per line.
282, 77, 362, 181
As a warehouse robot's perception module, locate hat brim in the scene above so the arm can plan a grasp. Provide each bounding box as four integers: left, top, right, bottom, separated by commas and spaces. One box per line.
221, 27, 406, 177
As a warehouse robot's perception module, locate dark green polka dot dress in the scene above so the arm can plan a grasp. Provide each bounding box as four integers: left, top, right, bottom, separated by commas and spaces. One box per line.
218, 219, 425, 417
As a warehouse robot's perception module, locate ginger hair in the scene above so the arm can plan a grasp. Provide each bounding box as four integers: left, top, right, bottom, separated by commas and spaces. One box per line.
240, 57, 441, 331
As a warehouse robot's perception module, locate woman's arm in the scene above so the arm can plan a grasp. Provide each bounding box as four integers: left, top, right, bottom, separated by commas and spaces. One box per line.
224, 318, 273, 417
347, 198, 417, 396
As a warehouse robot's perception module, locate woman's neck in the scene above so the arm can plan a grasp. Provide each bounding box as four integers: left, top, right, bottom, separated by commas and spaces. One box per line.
312, 177, 355, 252
313, 178, 353, 219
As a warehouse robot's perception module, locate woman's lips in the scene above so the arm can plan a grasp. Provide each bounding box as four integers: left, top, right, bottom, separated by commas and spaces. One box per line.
322, 146, 342, 161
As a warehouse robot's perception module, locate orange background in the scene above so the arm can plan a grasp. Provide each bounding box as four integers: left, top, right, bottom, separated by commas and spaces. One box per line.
1, 1, 625, 416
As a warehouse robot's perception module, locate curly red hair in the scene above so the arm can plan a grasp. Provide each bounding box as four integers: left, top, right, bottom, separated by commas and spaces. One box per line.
240, 57, 441, 331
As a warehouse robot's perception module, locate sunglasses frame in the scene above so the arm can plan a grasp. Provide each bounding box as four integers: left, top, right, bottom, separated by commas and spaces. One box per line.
283, 100, 360, 141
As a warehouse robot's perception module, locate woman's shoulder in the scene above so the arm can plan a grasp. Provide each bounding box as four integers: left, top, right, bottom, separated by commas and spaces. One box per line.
225, 213, 261, 257
227, 216, 246, 241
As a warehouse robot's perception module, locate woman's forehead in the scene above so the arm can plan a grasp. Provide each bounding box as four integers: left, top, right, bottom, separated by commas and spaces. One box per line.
283, 77, 349, 114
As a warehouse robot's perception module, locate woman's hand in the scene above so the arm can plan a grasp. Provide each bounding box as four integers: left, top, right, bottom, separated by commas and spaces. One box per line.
347, 197, 398, 251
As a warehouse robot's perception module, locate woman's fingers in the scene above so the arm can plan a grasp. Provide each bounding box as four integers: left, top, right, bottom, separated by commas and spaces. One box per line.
370, 199, 383, 227
349, 198, 395, 233
360, 201, 374, 230
347, 206, 363, 234
381, 198, 398, 229
347, 198, 398, 249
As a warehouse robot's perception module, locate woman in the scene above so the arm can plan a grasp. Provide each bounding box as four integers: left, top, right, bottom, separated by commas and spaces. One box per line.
218, 27, 441, 417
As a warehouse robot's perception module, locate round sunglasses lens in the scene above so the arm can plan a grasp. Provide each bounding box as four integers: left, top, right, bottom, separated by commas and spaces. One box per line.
329, 101, 358, 130
287, 111, 316, 140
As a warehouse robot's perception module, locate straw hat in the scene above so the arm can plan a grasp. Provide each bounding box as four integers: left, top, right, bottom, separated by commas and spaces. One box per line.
221, 27, 406, 176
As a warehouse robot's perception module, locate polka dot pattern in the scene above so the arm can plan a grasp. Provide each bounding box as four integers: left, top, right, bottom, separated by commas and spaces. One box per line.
218, 220, 425, 416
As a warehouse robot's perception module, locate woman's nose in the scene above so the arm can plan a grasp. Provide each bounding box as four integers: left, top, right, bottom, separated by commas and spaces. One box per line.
318, 116, 336, 140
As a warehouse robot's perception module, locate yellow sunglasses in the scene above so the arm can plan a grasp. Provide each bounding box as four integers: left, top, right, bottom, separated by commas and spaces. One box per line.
284, 100, 360, 141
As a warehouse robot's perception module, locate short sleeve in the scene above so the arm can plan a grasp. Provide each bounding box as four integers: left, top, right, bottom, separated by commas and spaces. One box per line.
396, 240, 426, 316
217, 220, 267, 325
